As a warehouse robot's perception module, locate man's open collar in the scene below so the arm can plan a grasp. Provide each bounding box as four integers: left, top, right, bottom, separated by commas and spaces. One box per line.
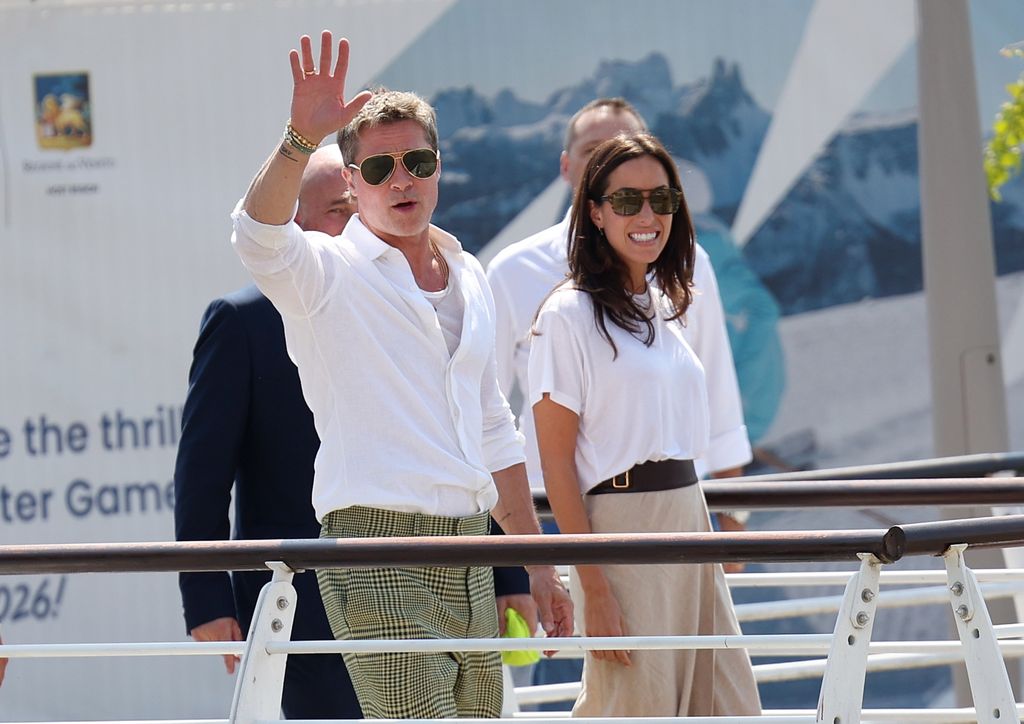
344, 216, 465, 262
427, 224, 464, 256
344, 215, 391, 261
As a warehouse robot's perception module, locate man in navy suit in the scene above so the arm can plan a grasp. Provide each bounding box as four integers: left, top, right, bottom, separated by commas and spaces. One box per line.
174, 146, 533, 719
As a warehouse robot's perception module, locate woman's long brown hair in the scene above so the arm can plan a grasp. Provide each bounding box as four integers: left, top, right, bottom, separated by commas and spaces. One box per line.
567, 132, 696, 357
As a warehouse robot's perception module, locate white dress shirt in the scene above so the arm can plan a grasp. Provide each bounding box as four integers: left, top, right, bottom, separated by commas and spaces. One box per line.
232, 206, 524, 521
529, 283, 710, 493
487, 209, 750, 488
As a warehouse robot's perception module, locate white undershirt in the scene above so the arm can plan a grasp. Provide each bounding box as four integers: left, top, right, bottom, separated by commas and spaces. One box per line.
421, 277, 465, 358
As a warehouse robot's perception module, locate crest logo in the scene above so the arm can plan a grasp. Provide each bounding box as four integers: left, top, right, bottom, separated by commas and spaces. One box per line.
35, 72, 92, 150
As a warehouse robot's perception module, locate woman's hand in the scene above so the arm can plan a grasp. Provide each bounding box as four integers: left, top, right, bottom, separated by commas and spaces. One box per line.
582, 581, 632, 666
288, 31, 372, 145
526, 565, 574, 656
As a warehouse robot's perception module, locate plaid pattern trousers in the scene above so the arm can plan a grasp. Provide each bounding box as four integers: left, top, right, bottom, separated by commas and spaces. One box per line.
318, 505, 502, 718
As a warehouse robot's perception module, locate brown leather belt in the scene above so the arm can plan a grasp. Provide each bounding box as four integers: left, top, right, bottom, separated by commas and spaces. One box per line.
587, 459, 698, 495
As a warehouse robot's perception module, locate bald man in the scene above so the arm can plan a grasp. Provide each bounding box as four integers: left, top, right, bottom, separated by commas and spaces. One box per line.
295, 145, 356, 236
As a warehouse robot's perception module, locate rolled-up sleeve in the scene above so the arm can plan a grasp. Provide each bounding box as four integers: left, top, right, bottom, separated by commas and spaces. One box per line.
231, 200, 334, 319
480, 350, 526, 473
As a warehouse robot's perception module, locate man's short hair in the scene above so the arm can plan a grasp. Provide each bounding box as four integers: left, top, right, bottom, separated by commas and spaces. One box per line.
337, 89, 439, 165
563, 98, 647, 153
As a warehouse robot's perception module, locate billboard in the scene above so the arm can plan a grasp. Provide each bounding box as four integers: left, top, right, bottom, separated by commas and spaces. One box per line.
1, 0, 1022, 717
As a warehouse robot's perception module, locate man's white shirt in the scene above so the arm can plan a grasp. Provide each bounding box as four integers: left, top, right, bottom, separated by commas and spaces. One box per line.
232, 205, 524, 521
486, 209, 750, 489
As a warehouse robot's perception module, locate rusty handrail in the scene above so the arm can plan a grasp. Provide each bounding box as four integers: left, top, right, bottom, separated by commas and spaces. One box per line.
0, 515, 1023, 575
731, 451, 1024, 482
0, 527, 904, 575
701, 477, 1024, 511
529, 477, 1024, 513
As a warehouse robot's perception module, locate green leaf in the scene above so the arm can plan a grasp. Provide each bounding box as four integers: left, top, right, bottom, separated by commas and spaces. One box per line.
984, 65, 1024, 200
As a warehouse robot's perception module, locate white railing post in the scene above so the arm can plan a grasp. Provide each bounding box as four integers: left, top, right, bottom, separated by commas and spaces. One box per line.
500, 664, 521, 715
943, 543, 1017, 723
228, 561, 297, 724
816, 552, 882, 724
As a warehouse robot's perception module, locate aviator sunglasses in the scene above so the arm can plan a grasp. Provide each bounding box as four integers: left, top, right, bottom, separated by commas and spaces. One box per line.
599, 187, 683, 216
348, 148, 439, 186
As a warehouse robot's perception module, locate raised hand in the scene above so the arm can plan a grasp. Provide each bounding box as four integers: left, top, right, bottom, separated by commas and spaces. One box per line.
242, 31, 372, 223
287, 31, 373, 145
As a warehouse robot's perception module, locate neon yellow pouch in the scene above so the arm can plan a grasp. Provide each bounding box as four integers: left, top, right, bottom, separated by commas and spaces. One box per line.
501, 607, 541, 666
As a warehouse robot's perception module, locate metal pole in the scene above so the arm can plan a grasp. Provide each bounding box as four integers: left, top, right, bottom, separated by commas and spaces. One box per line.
917, 0, 1016, 701
916, 0, 1008, 456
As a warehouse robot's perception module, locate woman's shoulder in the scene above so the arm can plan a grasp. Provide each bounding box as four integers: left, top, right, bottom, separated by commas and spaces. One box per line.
538, 282, 591, 314
540, 282, 589, 309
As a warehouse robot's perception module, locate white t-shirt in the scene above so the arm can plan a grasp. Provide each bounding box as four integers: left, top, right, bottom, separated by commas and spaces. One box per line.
421, 279, 465, 358
487, 210, 749, 488
231, 206, 524, 521
529, 283, 710, 494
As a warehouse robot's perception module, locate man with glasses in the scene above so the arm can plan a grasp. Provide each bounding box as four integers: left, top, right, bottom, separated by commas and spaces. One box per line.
231, 32, 571, 719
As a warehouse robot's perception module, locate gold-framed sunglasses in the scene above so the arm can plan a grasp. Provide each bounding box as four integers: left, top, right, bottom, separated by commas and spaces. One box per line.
599, 187, 683, 216
348, 148, 439, 186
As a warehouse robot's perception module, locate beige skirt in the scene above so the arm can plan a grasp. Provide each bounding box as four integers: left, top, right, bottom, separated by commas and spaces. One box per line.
570, 483, 762, 717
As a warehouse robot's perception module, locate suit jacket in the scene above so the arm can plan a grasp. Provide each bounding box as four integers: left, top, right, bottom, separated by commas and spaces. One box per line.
174, 285, 528, 639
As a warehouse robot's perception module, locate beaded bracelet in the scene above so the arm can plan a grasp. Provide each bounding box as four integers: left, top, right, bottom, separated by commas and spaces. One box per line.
284, 121, 318, 155
286, 120, 319, 148
283, 134, 316, 156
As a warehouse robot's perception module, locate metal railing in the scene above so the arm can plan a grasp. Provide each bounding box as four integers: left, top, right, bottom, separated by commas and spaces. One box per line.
2, 473, 1024, 723
731, 451, 1024, 482
531, 451, 1024, 515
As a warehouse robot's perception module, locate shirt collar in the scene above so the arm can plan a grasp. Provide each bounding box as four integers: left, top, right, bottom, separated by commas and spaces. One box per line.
343, 215, 465, 265
344, 214, 392, 261
427, 223, 464, 258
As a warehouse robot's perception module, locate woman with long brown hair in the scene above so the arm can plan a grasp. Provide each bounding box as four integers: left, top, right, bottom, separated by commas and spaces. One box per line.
529, 132, 761, 716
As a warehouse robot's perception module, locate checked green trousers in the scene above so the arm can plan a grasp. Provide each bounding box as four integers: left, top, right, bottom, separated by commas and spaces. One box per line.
318, 505, 503, 718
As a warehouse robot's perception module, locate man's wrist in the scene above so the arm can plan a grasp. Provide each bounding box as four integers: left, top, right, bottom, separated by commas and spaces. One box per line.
494, 508, 542, 536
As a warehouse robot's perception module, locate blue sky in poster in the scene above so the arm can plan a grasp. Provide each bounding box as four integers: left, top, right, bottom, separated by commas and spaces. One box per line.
374, 0, 1023, 122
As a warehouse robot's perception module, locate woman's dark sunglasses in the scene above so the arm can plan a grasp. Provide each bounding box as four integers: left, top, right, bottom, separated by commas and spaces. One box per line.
599, 187, 683, 216
348, 148, 439, 186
